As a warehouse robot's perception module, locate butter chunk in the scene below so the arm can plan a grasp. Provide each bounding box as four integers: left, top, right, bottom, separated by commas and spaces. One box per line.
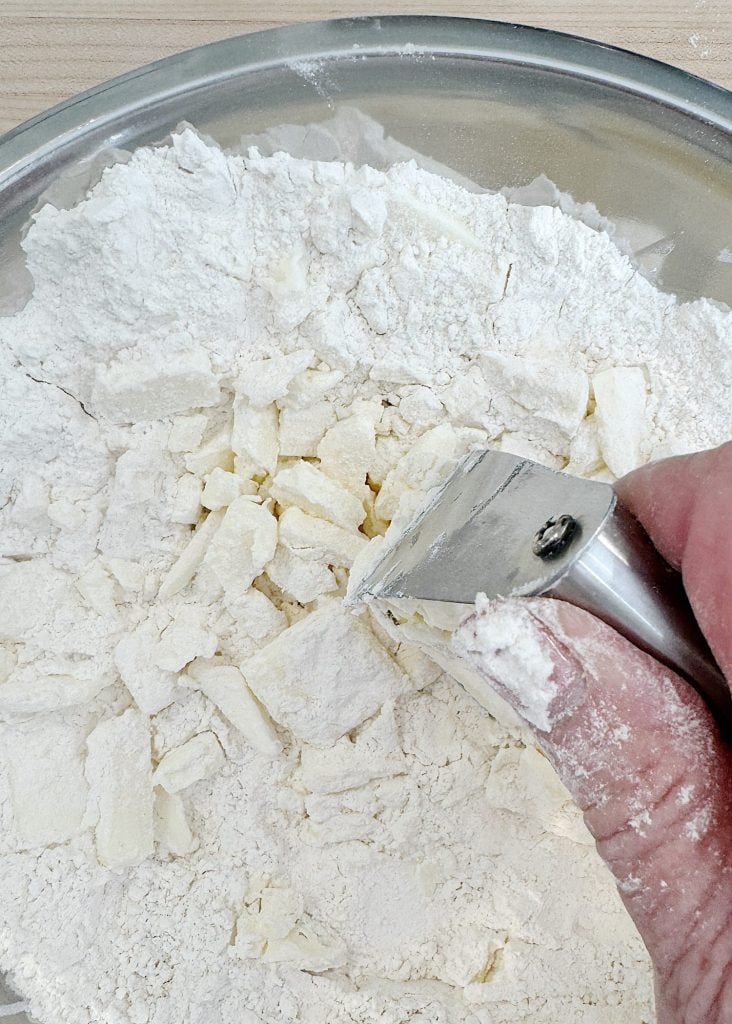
565, 416, 604, 476
231, 915, 265, 959
232, 461, 260, 494
243, 603, 403, 746
232, 883, 343, 969
153, 606, 218, 673
168, 414, 208, 453
4, 718, 88, 845
441, 367, 492, 428
186, 658, 281, 756
170, 473, 203, 525
153, 731, 225, 793
92, 349, 220, 424
115, 619, 180, 715
397, 386, 445, 429
203, 496, 277, 600
86, 709, 154, 869
158, 509, 224, 600
0, 660, 113, 718
350, 188, 388, 238
75, 559, 119, 618
263, 925, 346, 972
345, 535, 385, 605
483, 746, 589, 845
278, 403, 336, 457
154, 788, 196, 856
593, 366, 648, 477
201, 468, 241, 511
374, 423, 460, 521
236, 350, 313, 408
185, 427, 233, 477
266, 546, 337, 605
481, 352, 589, 437
233, 885, 303, 958
270, 460, 365, 530
231, 400, 279, 476
317, 414, 376, 493
278, 507, 367, 568
277, 368, 344, 410
299, 703, 404, 795
394, 192, 481, 251
256, 887, 304, 940
499, 432, 563, 470
225, 589, 286, 643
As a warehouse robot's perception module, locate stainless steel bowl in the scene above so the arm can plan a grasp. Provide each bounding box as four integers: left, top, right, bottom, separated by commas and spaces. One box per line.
0, 15, 730, 1022
1, 16, 731, 315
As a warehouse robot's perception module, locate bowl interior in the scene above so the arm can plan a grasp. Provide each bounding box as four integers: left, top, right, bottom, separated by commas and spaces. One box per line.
0, 18, 730, 314
0, 15, 730, 1022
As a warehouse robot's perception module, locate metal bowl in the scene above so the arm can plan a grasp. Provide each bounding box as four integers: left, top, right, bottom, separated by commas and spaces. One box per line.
1, 15, 731, 315
0, 15, 730, 1021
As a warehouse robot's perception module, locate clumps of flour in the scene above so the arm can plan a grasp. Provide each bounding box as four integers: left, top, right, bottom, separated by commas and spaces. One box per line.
0, 123, 729, 1023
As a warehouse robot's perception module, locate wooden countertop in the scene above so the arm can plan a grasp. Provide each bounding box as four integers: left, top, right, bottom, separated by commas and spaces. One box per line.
1, 1, 730, 136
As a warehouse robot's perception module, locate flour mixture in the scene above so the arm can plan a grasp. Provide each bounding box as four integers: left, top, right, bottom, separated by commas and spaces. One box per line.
0, 124, 729, 1024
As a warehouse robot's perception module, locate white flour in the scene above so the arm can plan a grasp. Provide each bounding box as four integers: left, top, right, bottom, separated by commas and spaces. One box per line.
0, 125, 729, 1024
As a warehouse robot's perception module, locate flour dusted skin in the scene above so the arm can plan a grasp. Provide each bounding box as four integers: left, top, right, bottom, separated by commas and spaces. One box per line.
1, 125, 729, 1024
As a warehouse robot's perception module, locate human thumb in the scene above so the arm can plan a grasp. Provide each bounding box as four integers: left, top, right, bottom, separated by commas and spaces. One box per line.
454, 596, 732, 1023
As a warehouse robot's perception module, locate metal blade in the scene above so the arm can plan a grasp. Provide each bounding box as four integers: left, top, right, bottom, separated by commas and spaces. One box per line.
352, 450, 615, 605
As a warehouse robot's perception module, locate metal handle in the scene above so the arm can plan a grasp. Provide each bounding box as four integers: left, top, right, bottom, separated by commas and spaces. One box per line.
549, 503, 731, 733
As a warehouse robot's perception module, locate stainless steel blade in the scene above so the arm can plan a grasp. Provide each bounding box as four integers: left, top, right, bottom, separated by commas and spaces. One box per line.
352, 449, 731, 734
353, 450, 616, 604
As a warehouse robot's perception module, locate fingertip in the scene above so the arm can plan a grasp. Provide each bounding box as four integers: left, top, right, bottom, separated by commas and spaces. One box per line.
615, 442, 732, 681
615, 442, 732, 570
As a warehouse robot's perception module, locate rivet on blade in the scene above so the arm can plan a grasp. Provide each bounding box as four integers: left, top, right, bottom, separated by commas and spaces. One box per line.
532, 514, 579, 559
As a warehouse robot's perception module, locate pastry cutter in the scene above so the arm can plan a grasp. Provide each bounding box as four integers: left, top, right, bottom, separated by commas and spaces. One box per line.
351, 450, 731, 731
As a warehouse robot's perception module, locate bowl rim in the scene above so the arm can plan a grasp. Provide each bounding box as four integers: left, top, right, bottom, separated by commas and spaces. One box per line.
0, 13, 730, 192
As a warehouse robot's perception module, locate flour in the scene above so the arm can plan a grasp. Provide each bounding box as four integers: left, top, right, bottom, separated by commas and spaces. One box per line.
0, 122, 730, 1024
454, 598, 558, 732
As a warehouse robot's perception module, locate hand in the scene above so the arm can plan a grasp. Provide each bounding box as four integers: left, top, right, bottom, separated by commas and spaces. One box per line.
455, 442, 732, 1024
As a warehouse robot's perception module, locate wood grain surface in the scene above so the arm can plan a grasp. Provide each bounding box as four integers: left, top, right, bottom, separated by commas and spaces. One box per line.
1, 0, 730, 136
